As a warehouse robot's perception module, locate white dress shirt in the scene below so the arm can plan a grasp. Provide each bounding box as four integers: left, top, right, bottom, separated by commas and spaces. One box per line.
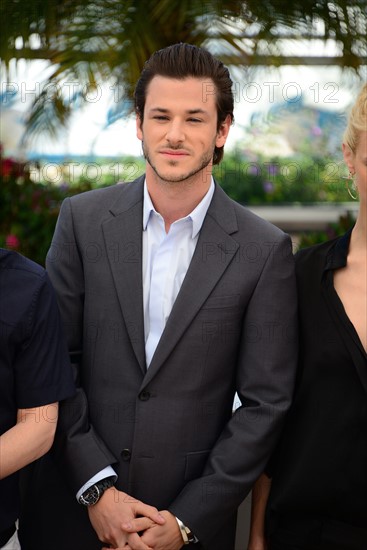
77, 178, 215, 498
143, 179, 215, 367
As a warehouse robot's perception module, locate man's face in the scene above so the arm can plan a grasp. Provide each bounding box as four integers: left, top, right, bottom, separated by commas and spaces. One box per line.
136, 76, 230, 185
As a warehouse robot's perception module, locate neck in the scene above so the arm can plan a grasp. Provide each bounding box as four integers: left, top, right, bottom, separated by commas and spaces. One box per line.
350, 201, 367, 250
145, 165, 212, 231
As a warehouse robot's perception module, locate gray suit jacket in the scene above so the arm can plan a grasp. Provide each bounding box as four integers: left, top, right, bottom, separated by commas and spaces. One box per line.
21, 176, 297, 550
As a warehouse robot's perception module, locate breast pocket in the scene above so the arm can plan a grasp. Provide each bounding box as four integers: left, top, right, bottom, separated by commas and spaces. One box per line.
184, 450, 211, 482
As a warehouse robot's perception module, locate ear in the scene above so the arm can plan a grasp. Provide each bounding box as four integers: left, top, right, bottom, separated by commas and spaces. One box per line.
342, 143, 355, 174
215, 115, 232, 148
136, 114, 143, 141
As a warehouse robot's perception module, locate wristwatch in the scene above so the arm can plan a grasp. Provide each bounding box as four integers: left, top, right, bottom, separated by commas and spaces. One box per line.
78, 476, 115, 506
176, 517, 197, 545
184, 525, 196, 544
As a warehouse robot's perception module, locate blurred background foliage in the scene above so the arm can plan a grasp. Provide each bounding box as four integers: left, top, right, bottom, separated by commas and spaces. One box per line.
0, 148, 353, 265
1, 0, 366, 140
296, 211, 356, 249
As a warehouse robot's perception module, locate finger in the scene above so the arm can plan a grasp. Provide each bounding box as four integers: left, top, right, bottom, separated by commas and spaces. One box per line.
133, 503, 165, 525
122, 517, 155, 533
127, 532, 154, 550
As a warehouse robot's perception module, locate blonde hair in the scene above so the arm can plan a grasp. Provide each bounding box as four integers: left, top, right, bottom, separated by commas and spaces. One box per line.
343, 83, 367, 153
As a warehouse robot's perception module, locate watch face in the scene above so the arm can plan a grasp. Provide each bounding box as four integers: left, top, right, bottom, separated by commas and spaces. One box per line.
79, 484, 100, 506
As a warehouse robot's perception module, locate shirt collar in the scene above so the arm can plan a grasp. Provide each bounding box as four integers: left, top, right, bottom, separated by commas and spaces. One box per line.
143, 178, 215, 238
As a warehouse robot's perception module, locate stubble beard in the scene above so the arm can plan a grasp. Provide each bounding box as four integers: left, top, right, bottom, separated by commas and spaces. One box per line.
142, 141, 215, 185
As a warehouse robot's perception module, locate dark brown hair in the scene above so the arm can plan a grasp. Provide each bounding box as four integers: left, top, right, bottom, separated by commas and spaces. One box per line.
134, 43, 234, 164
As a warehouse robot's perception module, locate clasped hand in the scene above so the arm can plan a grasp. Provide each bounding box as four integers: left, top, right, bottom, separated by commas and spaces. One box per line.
88, 488, 182, 550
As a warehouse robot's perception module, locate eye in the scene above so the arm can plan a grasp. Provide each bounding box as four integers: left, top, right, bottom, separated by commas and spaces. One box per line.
153, 115, 169, 121
187, 118, 202, 123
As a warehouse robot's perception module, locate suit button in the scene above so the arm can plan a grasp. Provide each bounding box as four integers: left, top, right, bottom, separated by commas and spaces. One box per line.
121, 449, 131, 461
139, 390, 151, 401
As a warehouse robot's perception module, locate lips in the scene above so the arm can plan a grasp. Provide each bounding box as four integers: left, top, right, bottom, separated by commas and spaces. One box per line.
159, 149, 190, 156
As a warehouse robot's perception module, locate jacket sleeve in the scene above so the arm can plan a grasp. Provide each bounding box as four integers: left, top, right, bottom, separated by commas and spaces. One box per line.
168, 233, 298, 546
46, 197, 117, 493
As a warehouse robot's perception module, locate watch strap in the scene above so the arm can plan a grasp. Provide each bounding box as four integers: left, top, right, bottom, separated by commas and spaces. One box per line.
185, 525, 196, 543
175, 517, 197, 544
95, 476, 115, 494
78, 476, 115, 506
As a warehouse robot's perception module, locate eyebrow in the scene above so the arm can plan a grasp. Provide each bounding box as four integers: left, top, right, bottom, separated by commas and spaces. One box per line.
148, 107, 209, 116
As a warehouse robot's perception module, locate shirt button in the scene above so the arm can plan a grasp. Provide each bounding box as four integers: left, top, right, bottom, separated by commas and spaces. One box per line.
139, 390, 151, 401
121, 449, 131, 461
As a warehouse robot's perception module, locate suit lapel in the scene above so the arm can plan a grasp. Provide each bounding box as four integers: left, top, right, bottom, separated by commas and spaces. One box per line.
102, 177, 147, 374
142, 185, 239, 386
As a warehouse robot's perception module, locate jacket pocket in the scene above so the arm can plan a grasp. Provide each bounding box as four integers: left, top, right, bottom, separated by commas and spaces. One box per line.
184, 450, 211, 481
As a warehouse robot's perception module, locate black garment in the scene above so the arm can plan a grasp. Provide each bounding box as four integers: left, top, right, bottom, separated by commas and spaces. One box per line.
0, 250, 75, 532
268, 516, 367, 550
266, 232, 367, 548
0, 524, 16, 546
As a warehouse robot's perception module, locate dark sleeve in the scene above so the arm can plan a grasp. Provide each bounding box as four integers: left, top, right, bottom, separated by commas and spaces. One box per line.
169, 233, 298, 546
14, 271, 75, 409
263, 244, 322, 479
46, 198, 117, 492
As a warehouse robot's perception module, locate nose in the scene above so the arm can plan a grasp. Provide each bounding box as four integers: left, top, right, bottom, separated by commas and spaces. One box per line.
166, 119, 185, 144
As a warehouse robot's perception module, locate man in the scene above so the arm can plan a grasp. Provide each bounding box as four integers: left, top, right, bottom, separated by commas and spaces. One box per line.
0, 249, 75, 549
20, 43, 297, 550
